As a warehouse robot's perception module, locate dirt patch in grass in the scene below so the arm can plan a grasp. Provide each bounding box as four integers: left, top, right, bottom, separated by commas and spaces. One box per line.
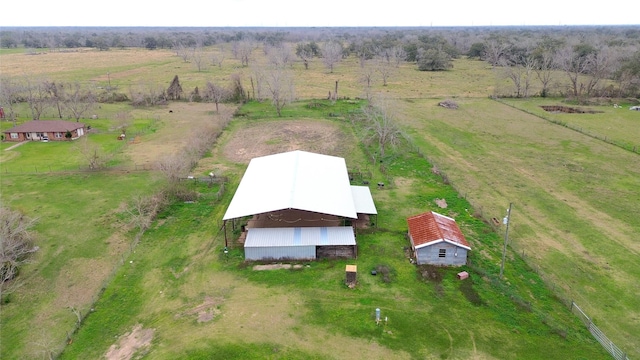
540, 105, 602, 114
222, 119, 350, 164
175, 296, 224, 323
123, 103, 235, 166
104, 324, 154, 360
253, 264, 304, 270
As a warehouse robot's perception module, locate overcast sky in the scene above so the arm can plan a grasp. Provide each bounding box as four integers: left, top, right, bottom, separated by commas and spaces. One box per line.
3, 0, 638, 27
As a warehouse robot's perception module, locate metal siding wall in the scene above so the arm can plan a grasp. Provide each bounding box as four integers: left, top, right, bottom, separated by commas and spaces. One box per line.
245, 246, 316, 261
416, 243, 467, 266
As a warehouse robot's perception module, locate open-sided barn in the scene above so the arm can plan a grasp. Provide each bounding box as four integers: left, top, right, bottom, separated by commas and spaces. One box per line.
407, 211, 471, 266
222, 150, 377, 261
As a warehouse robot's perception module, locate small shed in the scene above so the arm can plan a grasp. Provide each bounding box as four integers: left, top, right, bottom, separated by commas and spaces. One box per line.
407, 211, 471, 266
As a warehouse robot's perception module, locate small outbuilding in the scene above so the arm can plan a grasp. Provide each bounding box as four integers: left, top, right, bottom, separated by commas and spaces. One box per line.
407, 211, 471, 266
3, 120, 86, 142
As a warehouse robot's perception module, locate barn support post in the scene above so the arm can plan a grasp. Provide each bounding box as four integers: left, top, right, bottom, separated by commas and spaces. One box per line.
223, 220, 228, 248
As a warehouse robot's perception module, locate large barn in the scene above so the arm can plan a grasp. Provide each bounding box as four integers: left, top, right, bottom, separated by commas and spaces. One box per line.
222, 150, 377, 261
407, 211, 471, 266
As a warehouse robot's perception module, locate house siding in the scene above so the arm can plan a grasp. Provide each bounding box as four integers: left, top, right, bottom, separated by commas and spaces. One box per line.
415, 242, 468, 266
3, 122, 86, 142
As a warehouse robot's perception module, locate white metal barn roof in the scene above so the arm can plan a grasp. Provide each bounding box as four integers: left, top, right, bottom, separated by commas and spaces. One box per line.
244, 227, 356, 247
350, 186, 378, 215
223, 150, 358, 220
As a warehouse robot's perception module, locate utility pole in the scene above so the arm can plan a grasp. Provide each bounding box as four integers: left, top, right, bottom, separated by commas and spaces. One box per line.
500, 203, 513, 279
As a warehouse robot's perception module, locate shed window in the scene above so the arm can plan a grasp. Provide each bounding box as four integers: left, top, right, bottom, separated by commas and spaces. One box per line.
439, 249, 446, 258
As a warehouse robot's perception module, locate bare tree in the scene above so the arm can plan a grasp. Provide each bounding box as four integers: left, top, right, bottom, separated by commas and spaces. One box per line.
534, 50, 556, 97
485, 38, 509, 67
155, 153, 191, 189
362, 95, 403, 158
114, 111, 131, 134
255, 66, 295, 117
615, 49, 640, 97
295, 42, 315, 70
554, 43, 612, 99
44, 81, 65, 118
175, 42, 190, 62
390, 46, 407, 67
583, 46, 614, 97
0, 206, 39, 299
374, 55, 395, 86
205, 81, 229, 113
500, 55, 536, 97
25, 78, 50, 120
210, 45, 226, 69
74, 136, 112, 170
63, 82, 96, 121
321, 41, 343, 73
234, 39, 254, 67
127, 193, 168, 238
190, 44, 206, 72
359, 61, 376, 102
266, 44, 294, 68
30, 329, 64, 360
0, 76, 22, 126
129, 82, 165, 106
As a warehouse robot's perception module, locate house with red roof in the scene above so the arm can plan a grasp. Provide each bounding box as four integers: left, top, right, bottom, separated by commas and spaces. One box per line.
3, 120, 86, 142
407, 211, 471, 266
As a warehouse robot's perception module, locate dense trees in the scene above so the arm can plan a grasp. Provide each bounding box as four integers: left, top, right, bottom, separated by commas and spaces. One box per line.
417, 48, 453, 71
1, 26, 639, 105
166, 75, 184, 101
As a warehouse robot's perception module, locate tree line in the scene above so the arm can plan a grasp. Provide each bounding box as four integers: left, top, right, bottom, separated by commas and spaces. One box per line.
3, 26, 639, 100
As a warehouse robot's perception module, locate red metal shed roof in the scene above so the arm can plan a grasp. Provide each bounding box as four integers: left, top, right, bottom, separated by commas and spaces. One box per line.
4, 120, 85, 133
407, 211, 471, 250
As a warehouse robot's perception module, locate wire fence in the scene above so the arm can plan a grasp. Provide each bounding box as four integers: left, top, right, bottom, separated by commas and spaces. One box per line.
0, 163, 159, 174
571, 302, 630, 360
414, 147, 631, 360
495, 98, 640, 155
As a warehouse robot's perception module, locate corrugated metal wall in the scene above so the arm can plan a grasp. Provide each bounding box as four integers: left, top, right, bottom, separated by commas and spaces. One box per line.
244, 245, 316, 261
416, 243, 467, 266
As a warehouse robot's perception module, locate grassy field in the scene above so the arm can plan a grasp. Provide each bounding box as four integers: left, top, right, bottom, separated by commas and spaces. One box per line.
1, 45, 638, 359
57, 100, 607, 360
394, 97, 640, 355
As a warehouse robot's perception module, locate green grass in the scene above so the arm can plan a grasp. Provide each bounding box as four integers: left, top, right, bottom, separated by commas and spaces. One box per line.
0, 171, 159, 357
2, 46, 638, 359
55, 104, 609, 360
395, 97, 640, 355
499, 98, 640, 152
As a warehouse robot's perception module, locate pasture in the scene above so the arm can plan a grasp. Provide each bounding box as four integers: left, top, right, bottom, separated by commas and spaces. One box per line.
0, 44, 638, 359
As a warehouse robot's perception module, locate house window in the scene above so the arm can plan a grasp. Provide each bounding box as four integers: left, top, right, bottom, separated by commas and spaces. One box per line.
10, 133, 18, 139
55, 132, 63, 138
439, 249, 447, 258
